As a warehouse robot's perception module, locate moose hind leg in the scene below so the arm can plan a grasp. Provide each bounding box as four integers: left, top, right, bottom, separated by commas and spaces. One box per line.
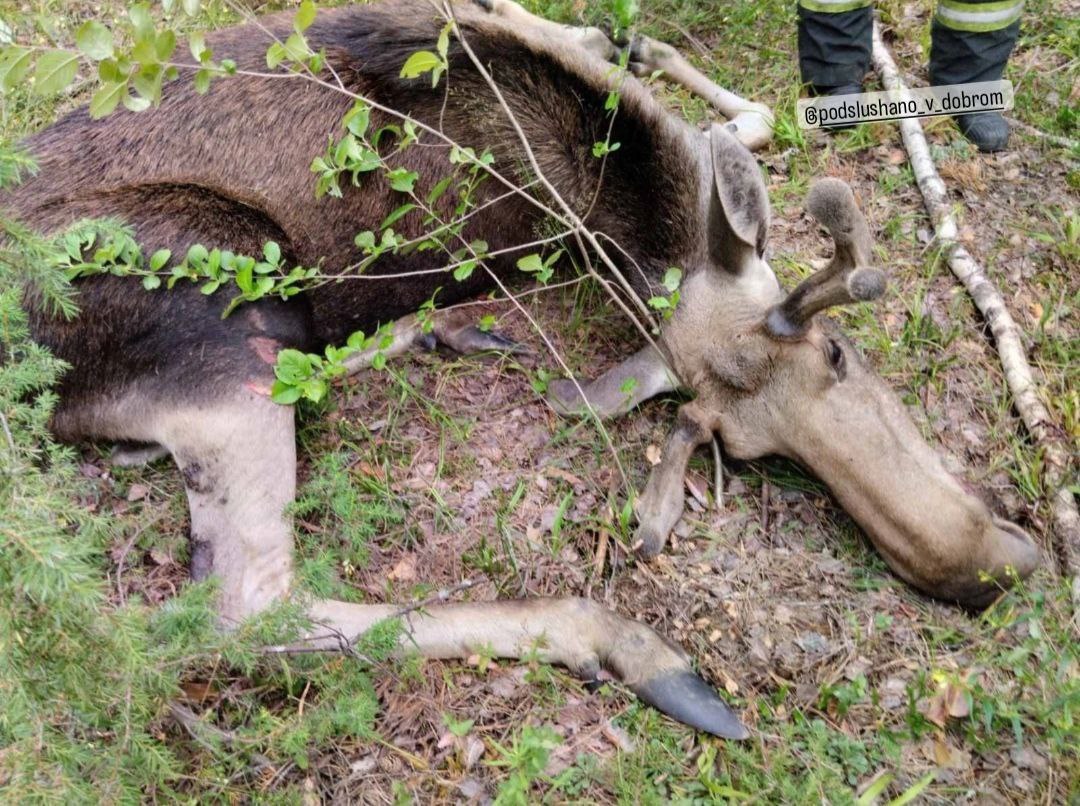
156, 391, 298, 620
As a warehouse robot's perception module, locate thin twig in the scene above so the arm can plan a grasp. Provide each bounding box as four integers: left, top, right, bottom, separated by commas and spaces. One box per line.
114, 510, 166, 605
710, 436, 724, 510
391, 576, 484, 618
0, 410, 15, 454
1010, 119, 1079, 151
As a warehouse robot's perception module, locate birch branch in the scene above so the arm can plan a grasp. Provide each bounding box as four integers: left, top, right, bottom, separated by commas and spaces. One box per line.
870, 22, 1079, 591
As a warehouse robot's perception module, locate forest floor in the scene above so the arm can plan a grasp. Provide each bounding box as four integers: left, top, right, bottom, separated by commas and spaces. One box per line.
4, 0, 1077, 802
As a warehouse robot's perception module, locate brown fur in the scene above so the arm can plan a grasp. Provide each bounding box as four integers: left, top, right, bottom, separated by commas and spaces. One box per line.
6, 0, 707, 444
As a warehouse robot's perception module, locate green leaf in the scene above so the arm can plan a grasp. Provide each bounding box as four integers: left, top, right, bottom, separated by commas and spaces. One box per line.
186, 244, 208, 263
128, 4, 155, 39
76, 21, 114, 61
122, 93, 151, 112
155, 30, 177, 62
194, 68, 212, 94
343, 101, 370, 137
381, 203, 416, 230
613, 0, 640, 29
426, 176, 453, 205
271, 380, 303, 405
399, 50, 440, 79
437, 22, 452, 59
183, 0, 201, 15
452, 260, 476, 282
149, 249, 171, 271
662, 266, 682, 293
200, 279, 220, 295
98, 58, 125, 84
887, 773, 935, 806
263, 241, 281, 265
516, 254, 543, 274
89, 81, 126, 118
0, 47, 33, 91
386, 169, 418, 193
295, 0, 317, 32
189, 32, 208, 62
274, 349, 313, 383
33, 51, 79, 96
142, 274, 162, 290
131, 64, 164, 102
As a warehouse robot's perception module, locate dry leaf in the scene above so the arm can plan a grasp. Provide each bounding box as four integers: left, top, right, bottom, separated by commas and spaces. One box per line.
645, 444, 662, 465
602, 721, 636, 753
463, 736, 485, 769
546, 467, 584, 487
945, 682, 970, 718
126, 483, 149, 502
388, 554, 417, 582
932, 737, 971, 770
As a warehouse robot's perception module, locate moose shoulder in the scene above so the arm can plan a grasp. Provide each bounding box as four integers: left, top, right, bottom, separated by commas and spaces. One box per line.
4, 0, 1039, 741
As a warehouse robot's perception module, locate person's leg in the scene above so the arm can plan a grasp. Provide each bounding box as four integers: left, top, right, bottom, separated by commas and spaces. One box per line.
929, 0, 1022, 151
797, 0, 873, 95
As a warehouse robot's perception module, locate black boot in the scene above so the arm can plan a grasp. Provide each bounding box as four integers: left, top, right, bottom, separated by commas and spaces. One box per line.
929, 4, 1021, 152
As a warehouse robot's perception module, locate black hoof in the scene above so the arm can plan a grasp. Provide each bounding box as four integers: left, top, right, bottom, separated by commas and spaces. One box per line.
465, 327, 525, 354
632, 671, 750, 739
437, 325, 529, 356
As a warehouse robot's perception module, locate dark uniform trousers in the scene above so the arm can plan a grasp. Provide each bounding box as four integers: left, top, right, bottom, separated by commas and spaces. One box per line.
797, 0, 1022, 93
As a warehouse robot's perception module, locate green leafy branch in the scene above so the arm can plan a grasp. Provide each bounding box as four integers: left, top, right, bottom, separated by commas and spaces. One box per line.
269, 324, 394, 406
57, 224, 318, 318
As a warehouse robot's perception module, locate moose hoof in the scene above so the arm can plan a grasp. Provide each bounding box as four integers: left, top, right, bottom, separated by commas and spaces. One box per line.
633, 520, 669, 560
632, 671, 749, 739
433, 323, 528, 357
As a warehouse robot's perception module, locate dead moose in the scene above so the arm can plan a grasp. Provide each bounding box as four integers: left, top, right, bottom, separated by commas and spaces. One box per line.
6, 0, 1039, 739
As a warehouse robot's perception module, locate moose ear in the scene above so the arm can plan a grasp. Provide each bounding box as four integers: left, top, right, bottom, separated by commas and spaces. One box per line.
707, 123, 769, 273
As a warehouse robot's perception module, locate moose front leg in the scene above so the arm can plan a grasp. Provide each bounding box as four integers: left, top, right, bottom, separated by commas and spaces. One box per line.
635, 402, 715, 559
341, 308, 525, 377
547, 345, 678, 419
626, 37, 774, 151
473, 0, 773, 150
310, 597, 748, 738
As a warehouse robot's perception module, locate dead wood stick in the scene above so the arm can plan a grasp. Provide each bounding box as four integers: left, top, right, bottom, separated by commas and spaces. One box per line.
1010, 119, 1079, 151
711, 436, 725, 510
870, 22, 1080, 595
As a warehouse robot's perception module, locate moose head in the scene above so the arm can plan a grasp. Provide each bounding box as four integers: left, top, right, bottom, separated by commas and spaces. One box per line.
550, 125, 1040, 608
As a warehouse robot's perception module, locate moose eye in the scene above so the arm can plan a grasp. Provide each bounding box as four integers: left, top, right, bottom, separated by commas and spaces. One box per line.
824, 338, 846, 382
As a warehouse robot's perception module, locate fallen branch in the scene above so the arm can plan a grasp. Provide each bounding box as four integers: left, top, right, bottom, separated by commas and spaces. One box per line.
1009, 119, 1079, 152
870, 22, 1080, 595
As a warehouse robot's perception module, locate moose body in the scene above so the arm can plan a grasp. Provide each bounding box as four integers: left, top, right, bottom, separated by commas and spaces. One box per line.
15, 0, 702, 435
6, 0, 1040, 739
